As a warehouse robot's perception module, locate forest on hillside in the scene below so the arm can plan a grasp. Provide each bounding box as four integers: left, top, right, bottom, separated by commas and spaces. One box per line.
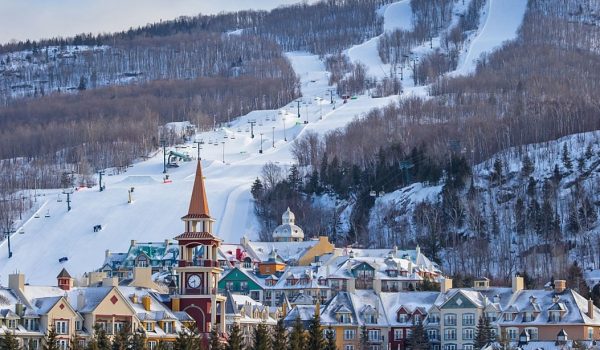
252, 0, 600, 287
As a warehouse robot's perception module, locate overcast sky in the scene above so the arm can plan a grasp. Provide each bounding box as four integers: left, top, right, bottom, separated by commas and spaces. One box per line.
0, 0, 309, 44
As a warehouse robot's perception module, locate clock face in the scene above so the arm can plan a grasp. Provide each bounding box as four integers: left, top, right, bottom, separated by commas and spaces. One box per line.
187, 274, 201, 289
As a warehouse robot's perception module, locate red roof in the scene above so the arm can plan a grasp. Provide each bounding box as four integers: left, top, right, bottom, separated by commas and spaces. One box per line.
174, 232, 222, 241
187, 161, 211, 218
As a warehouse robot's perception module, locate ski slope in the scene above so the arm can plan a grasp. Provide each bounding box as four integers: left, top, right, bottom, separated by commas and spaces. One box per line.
0, 0, 529, 285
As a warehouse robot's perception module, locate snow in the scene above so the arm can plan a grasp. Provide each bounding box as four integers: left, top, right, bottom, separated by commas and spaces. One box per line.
0, 0, 533, 285
451, 0, 528, 76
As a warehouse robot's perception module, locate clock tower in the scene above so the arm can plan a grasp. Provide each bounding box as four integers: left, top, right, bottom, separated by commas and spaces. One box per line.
172, 160, 226, 334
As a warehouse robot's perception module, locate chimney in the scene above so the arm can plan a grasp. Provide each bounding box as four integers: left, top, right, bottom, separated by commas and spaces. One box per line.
142, 295, 151, 311
131, 267, 160, 290
440, 278, 453, 293
9, 273, 25, 292
102, 277, 118, 287
77, 291, 85, 310
554, 280, 566, 293
131, 294, 139, 304
512, 275, 524, 293
105, 250, 111, 258
131, 239, 137, 247
493, 295, 500, 304
589, 298, 595, 319
171, 297, 180, 312
88, 271, 107, 286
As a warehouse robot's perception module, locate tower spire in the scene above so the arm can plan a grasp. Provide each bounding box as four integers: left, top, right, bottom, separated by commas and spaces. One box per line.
183, 161, 210, 219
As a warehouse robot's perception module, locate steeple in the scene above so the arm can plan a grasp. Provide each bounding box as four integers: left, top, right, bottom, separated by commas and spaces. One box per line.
182, 161, 214, 234
183, 161, 210, 220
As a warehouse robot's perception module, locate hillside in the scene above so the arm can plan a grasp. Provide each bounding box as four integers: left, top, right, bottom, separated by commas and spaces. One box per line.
0, 0, 522, 285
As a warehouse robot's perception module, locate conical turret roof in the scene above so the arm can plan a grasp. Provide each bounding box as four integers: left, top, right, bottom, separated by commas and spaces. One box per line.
183, 161, 210, 219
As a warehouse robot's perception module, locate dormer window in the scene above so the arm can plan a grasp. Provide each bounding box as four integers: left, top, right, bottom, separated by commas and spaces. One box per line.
397, 313, 408, 323
387, 269, 398, 278
523, 312, 535, 322
338, 312, 352, 323
549, 311, 561, 322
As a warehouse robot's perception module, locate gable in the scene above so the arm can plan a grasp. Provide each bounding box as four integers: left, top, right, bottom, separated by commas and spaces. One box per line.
352, 262, 375, 273
218, 268, 262, 290
94, 289, 137, 316
47, 297, 78, 319
442, 292, 478, 309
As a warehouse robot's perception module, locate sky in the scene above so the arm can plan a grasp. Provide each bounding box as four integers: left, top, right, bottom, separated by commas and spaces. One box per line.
0, 0, 309, 44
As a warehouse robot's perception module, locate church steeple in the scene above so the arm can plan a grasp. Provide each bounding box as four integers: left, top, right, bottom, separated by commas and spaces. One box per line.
182, 161, 214, 233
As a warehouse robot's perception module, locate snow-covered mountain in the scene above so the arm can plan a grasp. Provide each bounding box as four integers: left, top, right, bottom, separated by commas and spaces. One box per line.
0, 0, 529, 285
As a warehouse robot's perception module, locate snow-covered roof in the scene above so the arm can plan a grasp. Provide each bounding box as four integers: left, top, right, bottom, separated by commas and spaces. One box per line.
245, 241, 318, 263
379, 291, 439, 326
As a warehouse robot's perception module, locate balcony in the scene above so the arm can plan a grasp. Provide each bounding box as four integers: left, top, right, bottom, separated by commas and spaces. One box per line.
178, 260, 219, 268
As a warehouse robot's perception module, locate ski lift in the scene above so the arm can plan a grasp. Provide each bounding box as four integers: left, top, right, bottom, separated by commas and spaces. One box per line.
224, 134, 229, 139
369, 190, 377, 197
237, 127, 242, 132
57, 194, 63, 202
44, 209, 50, 218
230, 134, 236, 140
18, 229, 25, 235
34, 213, 40, 218
258, 122, 263, 126
245, 127, 250, 132
378, 191, 385, 197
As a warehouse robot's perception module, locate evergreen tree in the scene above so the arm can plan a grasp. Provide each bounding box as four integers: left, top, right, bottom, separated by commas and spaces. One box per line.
251, 178, 264, 200
111, 327, 129, 350
1, 329, 20, 350
492, 158, 503, 185
515, 197, 526, 236
527, 176, 537, 197
70, 334, 84, 350
271, 319, 287, 350
287, 165, 301, 191
78, 75, 87, 91
521, 154, 534, 177
128, 332, 146, 350
288, 317, 305, 350
562, 143, 572, 170
210, 326, 222, 350
307, 312, 324, 350
474, 316, 490, 349
44, 327, 59, 350
359, 325, 368, 350
252, 323, 270, 350
585, 143, 594, 159
226, 324, 243, 350
591, 283, 600, 308
94, 326, 111, 350
324, 327, 336, 350
552, 164, 562, 186
408, 320, 429, 350
173, 331, 199, 350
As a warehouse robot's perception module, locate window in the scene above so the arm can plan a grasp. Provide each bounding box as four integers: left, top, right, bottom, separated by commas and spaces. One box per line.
486, 311, 497, 322
523, 312, 535, 322
507, 328, 518, 340
444, 345, 456, 350
368, 330, 381, 342
55, 320, 69, 334
164, 322, 173, 334
75, 321, 82, 331
462, 328, 474, 340
589, 327, 594, 340
464, 345, 473, 350
413, 314, 421, 324
114, 322, 125, 334
394, 329, 403, 340
525, 328, 538, 341
365, 314, 377, 324
397, 314, 408, 323
549, 311, 561, 322
444, 328, 456, 341
57, 340, 68, 350
8, 319, 17, 329
324, 329, 336, 338
225, 282, 233, 290
428, 313, 440, 323
339, 313, 352, 323
25, 318, 39, 331
427, 329, 439, 341
146, 322, 153, 331
462, 313, 475, 326
344, 346, 354, 350
26, 338, 40, 350
148, 341, 157, 350
240, 281, 248, 292
444, 314, 457, 326
406, 329, 413, 339
264, 290, 272, 300
250, 290, 260, 301
344, 329, 356, 340
503, 313, 514, 321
